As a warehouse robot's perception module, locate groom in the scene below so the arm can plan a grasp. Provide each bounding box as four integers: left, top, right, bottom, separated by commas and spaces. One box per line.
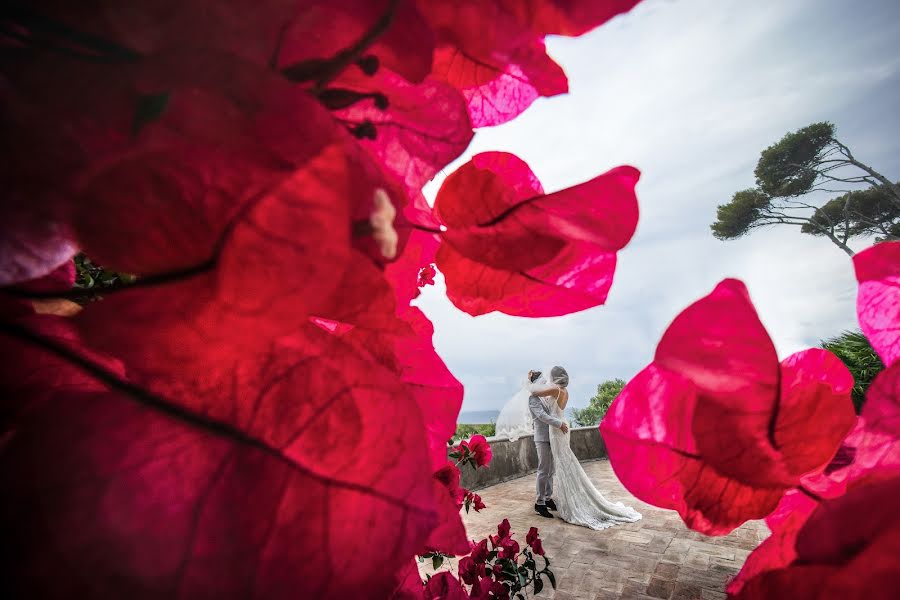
528, 370, 569, 518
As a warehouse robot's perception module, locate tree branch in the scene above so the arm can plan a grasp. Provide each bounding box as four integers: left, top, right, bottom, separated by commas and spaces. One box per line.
832, 138, 900, 208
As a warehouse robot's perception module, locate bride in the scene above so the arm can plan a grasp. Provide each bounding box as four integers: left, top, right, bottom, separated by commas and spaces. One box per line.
524, 366, 641, 530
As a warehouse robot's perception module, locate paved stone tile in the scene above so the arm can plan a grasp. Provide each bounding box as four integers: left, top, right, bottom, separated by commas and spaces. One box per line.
646, 577, 676, 598
419, 460, 767, 599
653, 563, 680, 580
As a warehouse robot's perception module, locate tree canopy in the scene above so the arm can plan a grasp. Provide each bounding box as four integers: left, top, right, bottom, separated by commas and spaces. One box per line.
712, 121, 900, 255
572, 378, 625, 427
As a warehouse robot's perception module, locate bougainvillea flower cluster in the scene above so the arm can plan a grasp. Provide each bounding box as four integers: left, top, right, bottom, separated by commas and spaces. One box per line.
1, 2, 647, 598
601, 242, 899, 598
601, 278, 856, 534
407, 520, 554, 599
728, 241, 900, 598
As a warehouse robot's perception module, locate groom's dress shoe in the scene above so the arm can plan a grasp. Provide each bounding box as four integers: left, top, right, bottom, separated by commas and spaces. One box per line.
534, 504, 553, 518
545, 499, 557, 511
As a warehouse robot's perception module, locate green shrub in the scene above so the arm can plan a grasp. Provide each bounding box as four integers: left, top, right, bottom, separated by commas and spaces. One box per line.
450, 423, 495, 443
572, 379, 626, 427
821, 330, 884, 413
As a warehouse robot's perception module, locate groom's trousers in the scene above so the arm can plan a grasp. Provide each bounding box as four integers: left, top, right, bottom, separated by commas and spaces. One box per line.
535, 441, 554, 504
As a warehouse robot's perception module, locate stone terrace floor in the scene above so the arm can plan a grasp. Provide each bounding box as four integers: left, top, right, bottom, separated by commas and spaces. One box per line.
420, 459, 768, 599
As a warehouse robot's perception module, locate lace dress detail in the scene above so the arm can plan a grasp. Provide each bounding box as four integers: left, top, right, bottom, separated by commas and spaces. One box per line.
548, 399, 642, 530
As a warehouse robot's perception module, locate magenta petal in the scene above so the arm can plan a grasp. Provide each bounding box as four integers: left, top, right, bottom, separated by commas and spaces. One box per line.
435, 153, 638, 317
390, 560, 425, 600
601, 365, 783, 535
727, 489, 819, 595
655, 279, 779, 406
395, 308, 464, 471
433, 39, 568, 128
854, 241, 900, 366
385, 230, 440, 309
735, 477, 900, 599
438, 241, 618, 317
772, 349, 856, 480
423, 479, 472, 556
844, 364, 900, 482
861, 364, 900, 439
656, 279, 782, 486
499, 0, 645, 37
331, 71, 473, 195
435, 152, 544, 229
441, 162, 639, 271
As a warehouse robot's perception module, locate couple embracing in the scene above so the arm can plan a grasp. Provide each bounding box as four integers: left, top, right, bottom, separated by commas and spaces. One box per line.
525, 366, 641, 530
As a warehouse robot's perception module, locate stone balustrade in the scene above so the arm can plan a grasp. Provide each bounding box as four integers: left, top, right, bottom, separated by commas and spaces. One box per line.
455, 426, 607, 491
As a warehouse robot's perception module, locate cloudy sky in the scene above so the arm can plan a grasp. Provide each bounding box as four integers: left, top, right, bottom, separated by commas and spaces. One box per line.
415, 0, 900, 413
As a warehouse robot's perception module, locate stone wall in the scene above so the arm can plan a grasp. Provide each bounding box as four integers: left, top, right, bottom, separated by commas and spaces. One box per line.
456, 426, 608, 491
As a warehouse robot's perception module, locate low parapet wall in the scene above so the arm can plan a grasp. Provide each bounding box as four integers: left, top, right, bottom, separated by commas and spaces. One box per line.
456, 426, 607, 491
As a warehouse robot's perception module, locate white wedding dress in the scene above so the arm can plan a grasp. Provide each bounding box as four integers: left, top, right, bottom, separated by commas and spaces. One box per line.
547, 396, 642, 530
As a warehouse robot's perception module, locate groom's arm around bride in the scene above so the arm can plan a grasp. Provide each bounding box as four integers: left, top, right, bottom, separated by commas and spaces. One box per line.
528, 390, 569, 434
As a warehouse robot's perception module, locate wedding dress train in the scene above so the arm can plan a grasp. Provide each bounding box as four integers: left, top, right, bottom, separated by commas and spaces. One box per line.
548, 399, 642, 530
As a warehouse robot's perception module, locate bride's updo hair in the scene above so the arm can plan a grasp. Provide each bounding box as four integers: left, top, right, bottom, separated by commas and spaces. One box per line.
550, 366, 569, 387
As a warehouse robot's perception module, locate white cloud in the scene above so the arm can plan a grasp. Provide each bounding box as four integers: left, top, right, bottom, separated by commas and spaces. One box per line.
416, 0, 900, 412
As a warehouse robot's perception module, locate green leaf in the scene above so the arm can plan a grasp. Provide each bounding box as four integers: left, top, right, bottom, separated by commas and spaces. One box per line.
545, 570, 556, 589
417, 555, 425, 563
518, 571, 527, 587
432, 555, 443, 570
534, 575, 544, 595
132, 92, 170, 136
